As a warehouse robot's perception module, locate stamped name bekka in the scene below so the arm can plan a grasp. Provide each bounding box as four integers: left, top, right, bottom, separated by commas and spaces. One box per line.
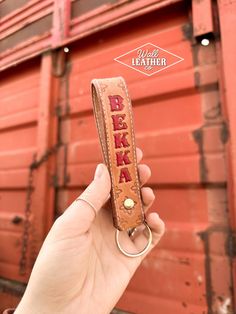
108, 95, 132, 184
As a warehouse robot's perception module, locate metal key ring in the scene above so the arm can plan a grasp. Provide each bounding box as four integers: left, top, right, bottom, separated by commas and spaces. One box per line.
115, 222, 152, 258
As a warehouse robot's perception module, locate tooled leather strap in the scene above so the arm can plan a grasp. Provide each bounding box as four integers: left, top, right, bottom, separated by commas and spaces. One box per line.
91, 76, 144, 231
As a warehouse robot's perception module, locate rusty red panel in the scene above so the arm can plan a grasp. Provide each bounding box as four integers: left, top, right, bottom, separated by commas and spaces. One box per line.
53, 4, 206, 313
0, 53, 58, 286
217, 0, 236, 309
52, 1, 234, 312
52, 0, 70, 47
29, 52, 59, 261
70, 0, 183, 40
192, 0, 214, 37
0, 61, 39, 282
0, 0, 183, 71
0, 0, 54, 70
0, 291, 20, 313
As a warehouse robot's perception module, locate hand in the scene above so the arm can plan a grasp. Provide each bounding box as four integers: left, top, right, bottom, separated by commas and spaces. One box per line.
15, 148, 165, 314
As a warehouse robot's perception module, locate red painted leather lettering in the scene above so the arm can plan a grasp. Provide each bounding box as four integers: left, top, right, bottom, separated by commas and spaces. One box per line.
119, 167, 132, 183
116, 150, 131, 166
112, 114, 127, 131
114, 132, 129, 148
108, 95, 124, 111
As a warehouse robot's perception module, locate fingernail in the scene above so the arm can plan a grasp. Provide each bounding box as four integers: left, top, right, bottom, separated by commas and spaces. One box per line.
94, 164, 104, 179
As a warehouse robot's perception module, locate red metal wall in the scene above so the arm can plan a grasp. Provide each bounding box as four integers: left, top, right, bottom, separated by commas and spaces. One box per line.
0, 60, 40, 278
55, 3, 233, 313
0, 0, 235, 313
0, 59, 40, 304
0, 55, 58, 307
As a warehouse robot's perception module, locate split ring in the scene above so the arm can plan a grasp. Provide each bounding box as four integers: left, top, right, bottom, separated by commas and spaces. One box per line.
115, 222, 152, 258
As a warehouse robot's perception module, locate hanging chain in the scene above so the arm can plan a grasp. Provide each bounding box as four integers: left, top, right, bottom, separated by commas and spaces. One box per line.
19, 142, 61, 275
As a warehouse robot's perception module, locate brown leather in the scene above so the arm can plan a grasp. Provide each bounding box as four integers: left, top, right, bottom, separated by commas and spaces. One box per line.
91, 77, 145, 231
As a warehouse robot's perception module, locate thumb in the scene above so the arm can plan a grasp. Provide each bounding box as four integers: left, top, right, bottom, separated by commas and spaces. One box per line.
58, 164, 111, 233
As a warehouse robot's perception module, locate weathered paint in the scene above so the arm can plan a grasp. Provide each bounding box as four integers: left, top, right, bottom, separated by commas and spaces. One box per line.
217, 0, 236, 310
0, 0, 183, 70
0, 59, 40, 286
55, 2, 231, 313
192, 0, 214, 37
52, 0, 70, 47
0, 54, 58, 282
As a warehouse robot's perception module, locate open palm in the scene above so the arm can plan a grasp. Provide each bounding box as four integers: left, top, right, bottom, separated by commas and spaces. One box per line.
15, 148, 165, 314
